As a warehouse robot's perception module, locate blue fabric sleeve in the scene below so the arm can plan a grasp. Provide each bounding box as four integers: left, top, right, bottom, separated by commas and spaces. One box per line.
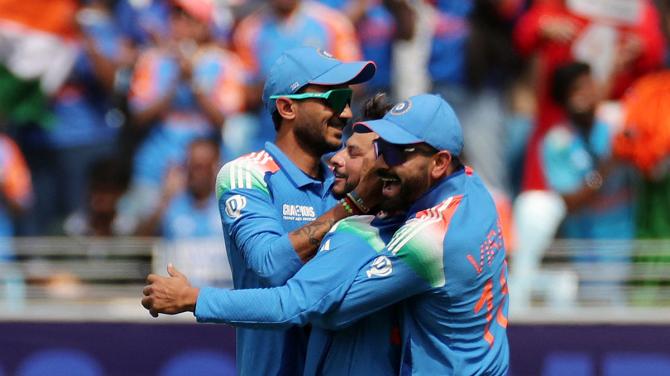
194, 230, 375, 326
312, 251, 430, 330
219, 186, 302, 286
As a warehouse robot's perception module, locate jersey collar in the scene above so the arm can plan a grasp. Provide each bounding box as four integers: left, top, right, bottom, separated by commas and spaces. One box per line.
265, 142, 334, 190
406, 167, 467, 217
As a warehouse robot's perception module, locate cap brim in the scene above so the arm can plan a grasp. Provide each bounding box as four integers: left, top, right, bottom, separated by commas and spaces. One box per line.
354, 120, 422, 145
310, 61, 376, 86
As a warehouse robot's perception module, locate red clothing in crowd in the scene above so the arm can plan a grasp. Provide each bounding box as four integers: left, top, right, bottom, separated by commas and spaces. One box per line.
513, 0, 665, 190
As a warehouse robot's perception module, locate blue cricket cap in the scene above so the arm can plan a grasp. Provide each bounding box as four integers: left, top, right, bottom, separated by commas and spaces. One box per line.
262, 46, 376, 114
354, 94, 463, 156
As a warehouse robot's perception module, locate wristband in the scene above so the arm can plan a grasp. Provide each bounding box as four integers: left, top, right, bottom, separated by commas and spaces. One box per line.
340, 197, 360, 215
346, 191, 370, 214
340, 198, 353, 215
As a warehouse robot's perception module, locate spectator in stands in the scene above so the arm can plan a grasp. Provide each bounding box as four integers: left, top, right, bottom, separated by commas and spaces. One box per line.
126, 0, 245, 220
317, 0, 415, 99
613, 70, 670, 304
114, 0, 170, 48
13, 0, 128, 234
136, 137, 225, 288
513, 0, 666, 192
541, 61, 636, 305
613, 70, 670, 237
231, 0, 362, 152
543, 62, 635, 239
136, 138, 221, 239
428, 0, 524, 194
63, 157, 132, 237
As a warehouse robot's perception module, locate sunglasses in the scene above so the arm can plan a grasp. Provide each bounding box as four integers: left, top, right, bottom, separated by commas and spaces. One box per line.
373, 139, 437, 166
270, 88, 353, 114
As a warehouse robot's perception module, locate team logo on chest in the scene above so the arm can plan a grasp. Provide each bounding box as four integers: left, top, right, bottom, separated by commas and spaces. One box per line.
282, 203, 317, 221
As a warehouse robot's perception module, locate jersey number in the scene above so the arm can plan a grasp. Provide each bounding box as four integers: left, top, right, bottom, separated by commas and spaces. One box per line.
473, 261, 509, 346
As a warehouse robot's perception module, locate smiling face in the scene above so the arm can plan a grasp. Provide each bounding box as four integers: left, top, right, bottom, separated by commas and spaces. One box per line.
330, 132, 378, 197
376, 142, 439, 212
292, 84, 353, 155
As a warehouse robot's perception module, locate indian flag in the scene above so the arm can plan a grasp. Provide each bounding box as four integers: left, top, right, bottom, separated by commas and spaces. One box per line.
0, 0, 78, 126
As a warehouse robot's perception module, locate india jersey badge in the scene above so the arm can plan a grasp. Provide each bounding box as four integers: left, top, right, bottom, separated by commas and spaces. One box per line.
366, 255, 393, 278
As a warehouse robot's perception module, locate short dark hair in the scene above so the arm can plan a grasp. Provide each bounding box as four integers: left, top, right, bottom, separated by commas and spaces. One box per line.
189, 136, 221, 155
88, 157, 130, 192
271, 109, 283, 131
551, 61, 591, 107
270, 86, 309, 131
361, 92, 393, 121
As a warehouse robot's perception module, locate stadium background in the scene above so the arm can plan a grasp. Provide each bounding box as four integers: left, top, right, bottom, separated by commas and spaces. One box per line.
1, 0, 670, 374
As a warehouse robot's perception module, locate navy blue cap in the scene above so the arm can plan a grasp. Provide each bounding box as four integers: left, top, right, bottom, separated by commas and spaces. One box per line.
262, 47, 376, 114
354, 94, 463, 156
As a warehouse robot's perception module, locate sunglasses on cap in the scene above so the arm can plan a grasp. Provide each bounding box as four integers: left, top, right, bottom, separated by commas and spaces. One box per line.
270, 88, 353, 114
373, 139, 438, 167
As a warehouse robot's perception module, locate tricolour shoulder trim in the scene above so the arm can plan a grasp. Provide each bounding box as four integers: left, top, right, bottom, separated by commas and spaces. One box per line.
329, 215, 385, 253
216, 151, 280, 198
387, 195, 464, 288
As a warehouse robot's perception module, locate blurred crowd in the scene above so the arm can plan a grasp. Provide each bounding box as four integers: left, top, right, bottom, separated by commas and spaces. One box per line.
0, 0, 669, 298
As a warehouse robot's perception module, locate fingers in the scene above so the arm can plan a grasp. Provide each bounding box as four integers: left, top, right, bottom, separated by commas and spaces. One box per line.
143, 285, 152, 296
167, 263, 184, 279
142, 293, 161, 318
146, 273, 159, 284
141, 296, 151, 309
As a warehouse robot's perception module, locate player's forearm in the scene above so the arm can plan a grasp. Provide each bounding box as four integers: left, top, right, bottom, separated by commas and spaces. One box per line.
195, 286, 315, 328
288, 203, 350, 262
242, 232, 303, 285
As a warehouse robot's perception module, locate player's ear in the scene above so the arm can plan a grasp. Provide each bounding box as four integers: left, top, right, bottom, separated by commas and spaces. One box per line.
430, 151, 451, 180
275, 97, 297, 121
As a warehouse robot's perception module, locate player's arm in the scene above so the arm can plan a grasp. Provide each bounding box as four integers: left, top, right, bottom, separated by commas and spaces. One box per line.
219, 158, 370, 283
220, 177, 302, 285
288, 164, 382, 262
312, 249, 432, 330
313, 216, 451, 329
195, 228, 373, 327
142, 221, 376, 322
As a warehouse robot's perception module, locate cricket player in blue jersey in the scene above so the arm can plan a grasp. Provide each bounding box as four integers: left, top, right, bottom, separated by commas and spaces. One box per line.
144, 94, 509, 375
143, 46, 380, 375
144, 93, 405, 375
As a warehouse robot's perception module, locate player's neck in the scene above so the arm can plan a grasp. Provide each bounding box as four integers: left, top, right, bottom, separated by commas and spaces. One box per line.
275, 130, 323, 179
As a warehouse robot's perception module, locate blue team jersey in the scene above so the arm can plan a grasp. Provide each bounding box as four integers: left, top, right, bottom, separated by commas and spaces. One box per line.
541, 121, 635, 239
318, 168, 509, 375
210, 141, 337, 375
161, 192, 221, 240
196, 214, 403, 375
197, 168, 509, 375
429, 0, 473, 86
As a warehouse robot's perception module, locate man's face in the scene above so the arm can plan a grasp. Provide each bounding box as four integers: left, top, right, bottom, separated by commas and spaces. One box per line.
330, 132, 378, 197
567, 73, 597, 119
170, 7, 209, 43
293, 85, 353, 155
271, 0, 300, 14
375, 142, 436, 212
187, 142, 219, 199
